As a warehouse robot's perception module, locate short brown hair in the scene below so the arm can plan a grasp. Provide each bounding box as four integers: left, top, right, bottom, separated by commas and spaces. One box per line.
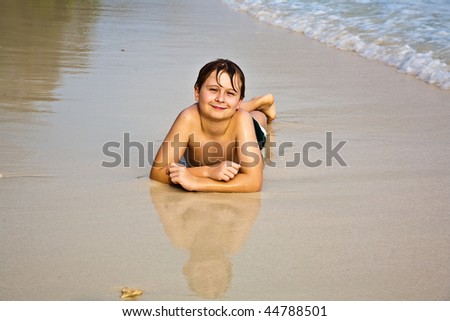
194, 59, 246, 100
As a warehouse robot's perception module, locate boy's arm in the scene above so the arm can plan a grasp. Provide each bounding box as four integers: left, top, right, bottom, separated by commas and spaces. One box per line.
150, 108, 192, 184
168, 112, 263, 192
186, 161, 241, 181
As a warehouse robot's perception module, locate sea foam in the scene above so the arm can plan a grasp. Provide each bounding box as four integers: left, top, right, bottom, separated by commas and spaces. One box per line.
223, 0, 450, 90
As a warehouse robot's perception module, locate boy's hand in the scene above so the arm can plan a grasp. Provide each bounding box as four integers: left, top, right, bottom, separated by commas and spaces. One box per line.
208, 161, 241, 182
168, 162, 199, 191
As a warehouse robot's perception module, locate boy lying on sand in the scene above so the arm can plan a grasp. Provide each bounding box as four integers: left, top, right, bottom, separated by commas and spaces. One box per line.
150, 59, 276, 192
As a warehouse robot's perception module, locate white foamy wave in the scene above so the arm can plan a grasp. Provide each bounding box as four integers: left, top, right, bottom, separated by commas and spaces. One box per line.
223, 0, 450, 90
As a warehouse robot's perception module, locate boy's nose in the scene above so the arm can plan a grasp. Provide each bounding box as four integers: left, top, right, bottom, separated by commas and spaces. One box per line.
216, 92, 225, 103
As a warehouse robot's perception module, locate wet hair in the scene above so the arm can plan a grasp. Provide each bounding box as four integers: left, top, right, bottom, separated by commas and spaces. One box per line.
194, 59, 245, 100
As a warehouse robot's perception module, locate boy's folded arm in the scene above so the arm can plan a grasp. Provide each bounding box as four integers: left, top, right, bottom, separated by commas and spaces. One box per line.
186, 161, 241, 181
186, 166, 210, 178
189, 169, 262, 192
150, 107, 193, 183
150, 165, 170, 184
184, 157, 263, 192
152, 163, 211, 183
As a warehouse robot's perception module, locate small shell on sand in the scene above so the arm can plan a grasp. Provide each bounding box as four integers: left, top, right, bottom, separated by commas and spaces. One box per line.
121, 287, 143, 299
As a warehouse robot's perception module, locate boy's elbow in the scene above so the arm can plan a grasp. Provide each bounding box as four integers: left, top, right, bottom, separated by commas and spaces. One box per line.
246, 186, 261, 192
149, 166, 156, 180
251, 182, 262, 192
150, 166, 169, 184
239, 168, 262, 192
244, 177, 262, 192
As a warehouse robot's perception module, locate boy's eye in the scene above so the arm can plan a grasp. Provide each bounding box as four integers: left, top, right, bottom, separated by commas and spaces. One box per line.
209, 87, 218, 92
227, 91, 236, 96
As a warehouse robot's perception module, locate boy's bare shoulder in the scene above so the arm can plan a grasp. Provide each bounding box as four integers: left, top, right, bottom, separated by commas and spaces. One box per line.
233, 109, 253, 124
227, 109, 254, 137
176, 104, 199, 122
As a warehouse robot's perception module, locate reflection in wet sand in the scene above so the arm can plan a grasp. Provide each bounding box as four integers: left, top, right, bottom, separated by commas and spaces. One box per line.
150, 183, 260, 299
0, 0, 99, 173
0, 0, 99, 115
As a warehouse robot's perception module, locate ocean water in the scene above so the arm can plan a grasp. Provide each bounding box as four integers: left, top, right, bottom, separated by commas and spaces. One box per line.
223, 0, 450, 89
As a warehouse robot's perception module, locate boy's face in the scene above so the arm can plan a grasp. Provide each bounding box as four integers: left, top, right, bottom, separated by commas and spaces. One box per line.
195, 71, 242, 120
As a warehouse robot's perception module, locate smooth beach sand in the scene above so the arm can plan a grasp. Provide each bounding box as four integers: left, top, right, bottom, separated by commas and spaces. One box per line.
1, 0, 449, 300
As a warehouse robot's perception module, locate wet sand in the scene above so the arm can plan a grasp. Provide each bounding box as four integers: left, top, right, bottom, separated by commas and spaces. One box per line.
1, 0, 449, 300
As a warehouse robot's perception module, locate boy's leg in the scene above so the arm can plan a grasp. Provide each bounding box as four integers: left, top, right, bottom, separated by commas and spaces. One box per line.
240, 94, 276, 122
250, 110, 268, 150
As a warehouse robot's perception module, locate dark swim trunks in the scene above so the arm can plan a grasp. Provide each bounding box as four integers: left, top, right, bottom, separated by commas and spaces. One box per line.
252, 118, 267, 149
